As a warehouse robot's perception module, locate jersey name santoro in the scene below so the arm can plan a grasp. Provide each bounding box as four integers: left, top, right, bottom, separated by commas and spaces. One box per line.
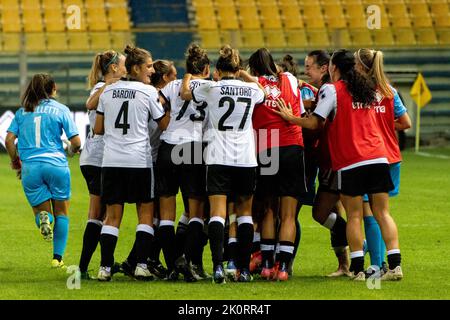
192, 78, 265, 167
160, 79, 210, 145
80, 82, 105, 167
97, 80, 165, 168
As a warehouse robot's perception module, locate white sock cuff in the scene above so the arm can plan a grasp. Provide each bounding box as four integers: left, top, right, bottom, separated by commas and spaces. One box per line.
253, 232, 261, 242
87, 219, 103, 227
279, 245, 295, 254
261, 244, 275, 251
160, 220, 175, 227
228, 237, 237, 244
387, 249, 401, 255
350, 250, 364, 259
136, 224, 154, 236
228, 214, 237, 224
189, 217, 204, 226
153, 218, 160, 227
209, 216, 225, 226
179, 214, 189, 225
275, 243, 280, 253
237, 216, 253, 226
323, 212, 337, 230
101, 225, 119, 237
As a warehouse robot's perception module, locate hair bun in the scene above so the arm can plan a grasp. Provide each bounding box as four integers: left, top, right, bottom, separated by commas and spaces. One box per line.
187, 43, 204, 59
124, 44, 135, 55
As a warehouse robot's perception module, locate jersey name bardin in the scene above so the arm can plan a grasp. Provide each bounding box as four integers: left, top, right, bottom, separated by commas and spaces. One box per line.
220, 86, 253, 97
112, 89, 137, 99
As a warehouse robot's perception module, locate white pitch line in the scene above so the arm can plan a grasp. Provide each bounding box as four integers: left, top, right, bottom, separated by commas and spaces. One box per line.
416, 152, 450, 160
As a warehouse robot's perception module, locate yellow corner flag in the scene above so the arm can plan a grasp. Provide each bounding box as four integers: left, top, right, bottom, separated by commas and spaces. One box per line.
410, 73, 432, 108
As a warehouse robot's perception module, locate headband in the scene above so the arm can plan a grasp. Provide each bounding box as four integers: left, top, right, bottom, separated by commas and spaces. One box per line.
103, 52, 119, 71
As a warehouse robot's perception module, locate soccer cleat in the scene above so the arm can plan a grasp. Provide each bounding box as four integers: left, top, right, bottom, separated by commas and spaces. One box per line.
213, 264, 226, 284
134, 265, 155, 281
327, 268, 352, 278
98, 266, 112, 282
238, 268, 253, 282
364, 265, 382, 279
111, 262, 122, 275
381, 266, 403, 281
224, 260, 238, 281
80, 271, 96, 280
39, 211, 53, 241
147, 259, 168, 280
51, 259, 66, 269
351, 271, 366, 281
166, 270, 179, 281
276, 262, 289, 281
287, 258, 294, 276
175, 256, 197, 283
120, 259, 136, 278
191, 263, 211, 280
249, 251, 262, 273
260, 267, 275, 280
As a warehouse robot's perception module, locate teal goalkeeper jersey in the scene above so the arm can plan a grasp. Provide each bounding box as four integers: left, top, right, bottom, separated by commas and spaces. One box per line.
7, 98, 79, 166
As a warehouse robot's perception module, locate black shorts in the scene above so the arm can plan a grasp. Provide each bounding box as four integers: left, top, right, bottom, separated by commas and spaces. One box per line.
156, 141, 206, 197
297, 148, 318, 206
207, 165, 256, 197
80, 165, 102, 196
256, 145, 307, 198
317, 168, 339, 195
101, 167, 154, 205
338, 163, 394, 197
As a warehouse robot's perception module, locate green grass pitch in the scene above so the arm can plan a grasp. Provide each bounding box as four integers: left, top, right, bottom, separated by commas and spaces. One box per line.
0, 148, 449, 300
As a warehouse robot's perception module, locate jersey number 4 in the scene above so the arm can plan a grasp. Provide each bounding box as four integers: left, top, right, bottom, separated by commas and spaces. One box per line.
115, 101, 130, 135
218, 97, 251, 131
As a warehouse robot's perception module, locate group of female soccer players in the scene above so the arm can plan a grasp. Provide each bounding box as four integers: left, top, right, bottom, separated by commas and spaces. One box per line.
6, 42, 410, 284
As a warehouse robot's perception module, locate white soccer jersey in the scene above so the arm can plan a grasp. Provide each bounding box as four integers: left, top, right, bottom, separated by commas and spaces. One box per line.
80, 82, 105, 167
97, 80, 165, 168
148, 118, 161, 162
192, 78, 265, 167
160, 79, 210, 145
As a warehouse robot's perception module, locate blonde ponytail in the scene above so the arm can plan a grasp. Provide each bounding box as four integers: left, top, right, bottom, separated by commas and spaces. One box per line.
87, 50, 121, 89
88, 53, 103, 89
357, 49, 393, 99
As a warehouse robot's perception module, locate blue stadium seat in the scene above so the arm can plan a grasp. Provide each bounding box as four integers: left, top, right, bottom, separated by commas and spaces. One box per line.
129, 0, 189, 26
135, 32, 193, 60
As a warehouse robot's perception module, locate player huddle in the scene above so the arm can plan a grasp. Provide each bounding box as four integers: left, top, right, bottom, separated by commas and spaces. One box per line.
6, 42, 411, 284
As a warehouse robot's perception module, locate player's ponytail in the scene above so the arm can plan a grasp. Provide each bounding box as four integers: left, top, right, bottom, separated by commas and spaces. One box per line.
88, 50, 120, 89
151, 60, 175, 88
186, 43, 210, 75
356, 48, 393, 99
216, 45, 241, 73
124, 44, 152, 74
278, 54, 298, 77
248, 48, 278, 77
331, 49, 376, 106
21, 74, 56, 112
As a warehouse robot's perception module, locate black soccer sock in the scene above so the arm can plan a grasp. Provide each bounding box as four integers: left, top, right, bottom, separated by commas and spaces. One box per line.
148, 225, 162, 262
387, 250, 402, 269
349, 251, 365, 274
135, 224, 154, 265
100, 226, 119, 268
292, 219, 302, 259
277, 241, 295, 266
79, 220, 102, 272
185, 218, 204, 264
261, 238, 275, 269
208, 218, 225, 269
175, 215, 189, 260
252, 231, 261, 254
157, 221, 176, 272
126, 240, 137, 267
227, 239, 238, 263
330, 215, 348, 248
237, 216, 254, 270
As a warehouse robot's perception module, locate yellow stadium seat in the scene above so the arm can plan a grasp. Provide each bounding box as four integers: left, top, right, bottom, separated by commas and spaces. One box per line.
351, 28, 373, 47
68, 32, 90, 51
307, 29, 330, 47
26, 33, 47, 52
259, 3, 283, 30
23, 8, 44, 32
395, 28, 416, 46
2, 33, 21, 52
371, 28, 395, 46
344, 0, 367, 29
406, 0, 433, 28
111, 32, 132, 51
237, 2, 262, 29
47, 32, 69, 51
221, 30, 243, 48
388, 1, 411, 28
195, 4, 218, 30
43, 8, 65, 32
106, 0, 130, 30
241, 30, 265, 49
91, 32, 111, 50
436, 28, 450, 45
264, 30, 286, 48
302, 3, 326, 29
85, 0, 108, 31
322, 0, 347, 29
215, 3, 239, 30
330, 28, 352, 47
279, 0, 304, 29
430, 0, 450, 28
415, 28, 438, 46
285, 29, 308, 49
199, 30, 222, 49
1, 7, 22, 32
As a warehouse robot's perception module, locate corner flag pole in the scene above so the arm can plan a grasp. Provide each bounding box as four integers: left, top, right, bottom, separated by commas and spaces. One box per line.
415, 83, 421, 153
